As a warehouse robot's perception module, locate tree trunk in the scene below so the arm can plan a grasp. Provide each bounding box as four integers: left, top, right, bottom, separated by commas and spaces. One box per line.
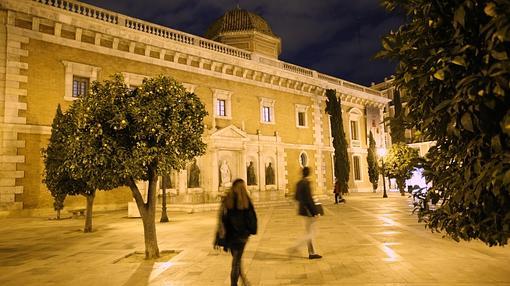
396, 177, 406, 196
56, 209, 61, 220
160, 186, 169, 223
128, 167, 160, 259
84, 190, 96, 233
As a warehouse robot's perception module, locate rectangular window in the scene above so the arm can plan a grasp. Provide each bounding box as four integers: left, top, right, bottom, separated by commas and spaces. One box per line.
350, 120, 359, 140
263, 106, 271, 122
354, 156, 361, 180
217, 99, 226, 117
72, 76, 89, 97
298, 112, 306, 127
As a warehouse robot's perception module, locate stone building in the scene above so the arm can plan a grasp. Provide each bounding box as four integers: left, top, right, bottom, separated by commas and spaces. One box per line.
0, 0, 389, 215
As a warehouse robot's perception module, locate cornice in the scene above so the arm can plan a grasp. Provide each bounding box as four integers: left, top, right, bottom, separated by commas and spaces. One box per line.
2, 0, 389, 108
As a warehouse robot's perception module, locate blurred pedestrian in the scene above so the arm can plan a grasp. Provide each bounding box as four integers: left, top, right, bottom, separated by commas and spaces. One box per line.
334, 179, 346, 204
288, 167, 322, 259
214, 178, 257, 286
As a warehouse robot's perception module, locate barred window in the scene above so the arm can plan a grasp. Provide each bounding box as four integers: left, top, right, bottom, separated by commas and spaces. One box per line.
72, 76, 89, 97
217, 99, 226, 117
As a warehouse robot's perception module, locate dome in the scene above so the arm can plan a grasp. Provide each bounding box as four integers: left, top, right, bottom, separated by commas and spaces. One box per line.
205, 7, 277, 40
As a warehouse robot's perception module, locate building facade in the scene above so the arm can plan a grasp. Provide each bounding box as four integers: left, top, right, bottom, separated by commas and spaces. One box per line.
0, 0, 389, 215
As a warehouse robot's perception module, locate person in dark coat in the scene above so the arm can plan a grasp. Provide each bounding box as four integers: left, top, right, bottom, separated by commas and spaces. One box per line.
288, 167, 322, 259
216, 178, 257, 286
334, 179, 346, 204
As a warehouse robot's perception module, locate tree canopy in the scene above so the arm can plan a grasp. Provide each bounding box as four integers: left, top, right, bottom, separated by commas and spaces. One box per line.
384, 143, 419, 195
367, 131, 379, 192
378, 0, 510, 245
325, 89, 350, 193
64, 74, 207, 258
42, 105, 94, 219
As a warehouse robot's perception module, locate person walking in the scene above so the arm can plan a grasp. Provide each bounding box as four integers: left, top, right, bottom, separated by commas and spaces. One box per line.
334, 179, 346, 204
288, 167, 322, 259
214, 178, 257, 286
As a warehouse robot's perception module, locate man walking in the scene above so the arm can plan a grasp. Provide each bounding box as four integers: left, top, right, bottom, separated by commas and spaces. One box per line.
288, 167, 322, 259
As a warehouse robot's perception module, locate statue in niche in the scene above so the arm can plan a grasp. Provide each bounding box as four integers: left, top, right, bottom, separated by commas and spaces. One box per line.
188, 160, 200, 188
219, 160, 231, 187
247, 161, 257, 186
265, 162, 275, 185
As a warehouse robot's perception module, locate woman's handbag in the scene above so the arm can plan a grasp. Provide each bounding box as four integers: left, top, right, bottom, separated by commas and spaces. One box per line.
213, 203, 228, 251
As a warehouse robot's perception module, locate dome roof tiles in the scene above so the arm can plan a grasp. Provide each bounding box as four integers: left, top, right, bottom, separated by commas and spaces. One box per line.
205, 8, 277, 39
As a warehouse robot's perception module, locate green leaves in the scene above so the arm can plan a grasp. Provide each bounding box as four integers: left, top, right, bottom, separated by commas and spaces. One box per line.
379, 0, 510, 246
367, 131, 379, 191
454, 6, 466, 27
484, 2, 497, 17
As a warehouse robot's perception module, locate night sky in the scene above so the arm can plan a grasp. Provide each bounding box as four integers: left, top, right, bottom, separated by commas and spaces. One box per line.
80, 0, 403, 87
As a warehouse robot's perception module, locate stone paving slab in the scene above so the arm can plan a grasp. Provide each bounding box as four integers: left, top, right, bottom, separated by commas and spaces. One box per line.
0, 193, 509, 285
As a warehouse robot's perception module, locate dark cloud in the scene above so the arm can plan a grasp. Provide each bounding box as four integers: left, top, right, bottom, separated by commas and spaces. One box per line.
81, 0, 402, 86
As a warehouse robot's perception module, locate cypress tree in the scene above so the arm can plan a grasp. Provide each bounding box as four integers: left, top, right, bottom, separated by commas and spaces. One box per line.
367, 131, 379, 192
325, 89, 350, 193
390, 89, 405, 143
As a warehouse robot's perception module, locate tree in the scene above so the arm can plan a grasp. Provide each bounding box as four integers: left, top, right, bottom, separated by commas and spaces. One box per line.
366, 131, 379, 192
384, 143, 419, 196
378, 1, 510, 245
65, 74, 207, 258
389, 89, 405, 143
42, 105, 94, 225
325, 89, 350, 193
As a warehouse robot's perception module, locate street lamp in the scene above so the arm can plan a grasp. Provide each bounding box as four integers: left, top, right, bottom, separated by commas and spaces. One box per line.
377, 147, 388, 198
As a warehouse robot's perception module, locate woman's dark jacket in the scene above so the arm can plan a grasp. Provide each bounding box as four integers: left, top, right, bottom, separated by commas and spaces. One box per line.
223, 200, 256, 249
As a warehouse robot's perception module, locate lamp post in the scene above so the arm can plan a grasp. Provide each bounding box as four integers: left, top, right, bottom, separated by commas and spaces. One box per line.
377, 147, 388, 198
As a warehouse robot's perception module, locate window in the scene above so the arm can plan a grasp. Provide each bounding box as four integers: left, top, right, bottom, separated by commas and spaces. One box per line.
72, 76, 89, 97
349, 108, 362, 148
298, 112, 305, 126
353, 155, 362, 181
295, 104, 308, 128
259, 98, 275, 124
63, 61, 100, 101
350, 120, 359, 140
262, 106, 271, 122
213, 89, 232, 119
217, 99, 226, 117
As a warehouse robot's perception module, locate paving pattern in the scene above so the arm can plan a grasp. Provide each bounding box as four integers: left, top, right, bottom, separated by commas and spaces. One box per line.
0, 193, 509, 285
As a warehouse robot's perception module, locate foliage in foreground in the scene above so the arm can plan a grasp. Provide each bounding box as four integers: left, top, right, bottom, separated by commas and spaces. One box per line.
378, 0, 510, 245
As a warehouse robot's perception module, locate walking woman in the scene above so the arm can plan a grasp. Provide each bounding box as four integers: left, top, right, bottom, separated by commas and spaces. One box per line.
215, 178, 257, 286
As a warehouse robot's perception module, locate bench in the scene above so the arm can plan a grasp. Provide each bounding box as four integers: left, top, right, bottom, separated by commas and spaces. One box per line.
68, 208, 86, 217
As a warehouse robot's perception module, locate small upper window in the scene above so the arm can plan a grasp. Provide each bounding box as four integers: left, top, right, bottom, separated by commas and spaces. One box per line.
262, 106, 271, 122
62, 61, 100, 101
350, 120, 359, 141
217, 99, 226, 117
213, 89, 232, 119
259, 97, 275, 124
72, 76, 89, 97
298, 112, 305, 126
295, 104, 308, 128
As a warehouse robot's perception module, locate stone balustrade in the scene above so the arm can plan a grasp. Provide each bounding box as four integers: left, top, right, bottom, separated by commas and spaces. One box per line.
29, 0, 385, 100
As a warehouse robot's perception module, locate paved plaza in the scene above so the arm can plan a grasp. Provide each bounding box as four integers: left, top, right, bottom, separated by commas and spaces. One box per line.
0, 193, 509, 286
